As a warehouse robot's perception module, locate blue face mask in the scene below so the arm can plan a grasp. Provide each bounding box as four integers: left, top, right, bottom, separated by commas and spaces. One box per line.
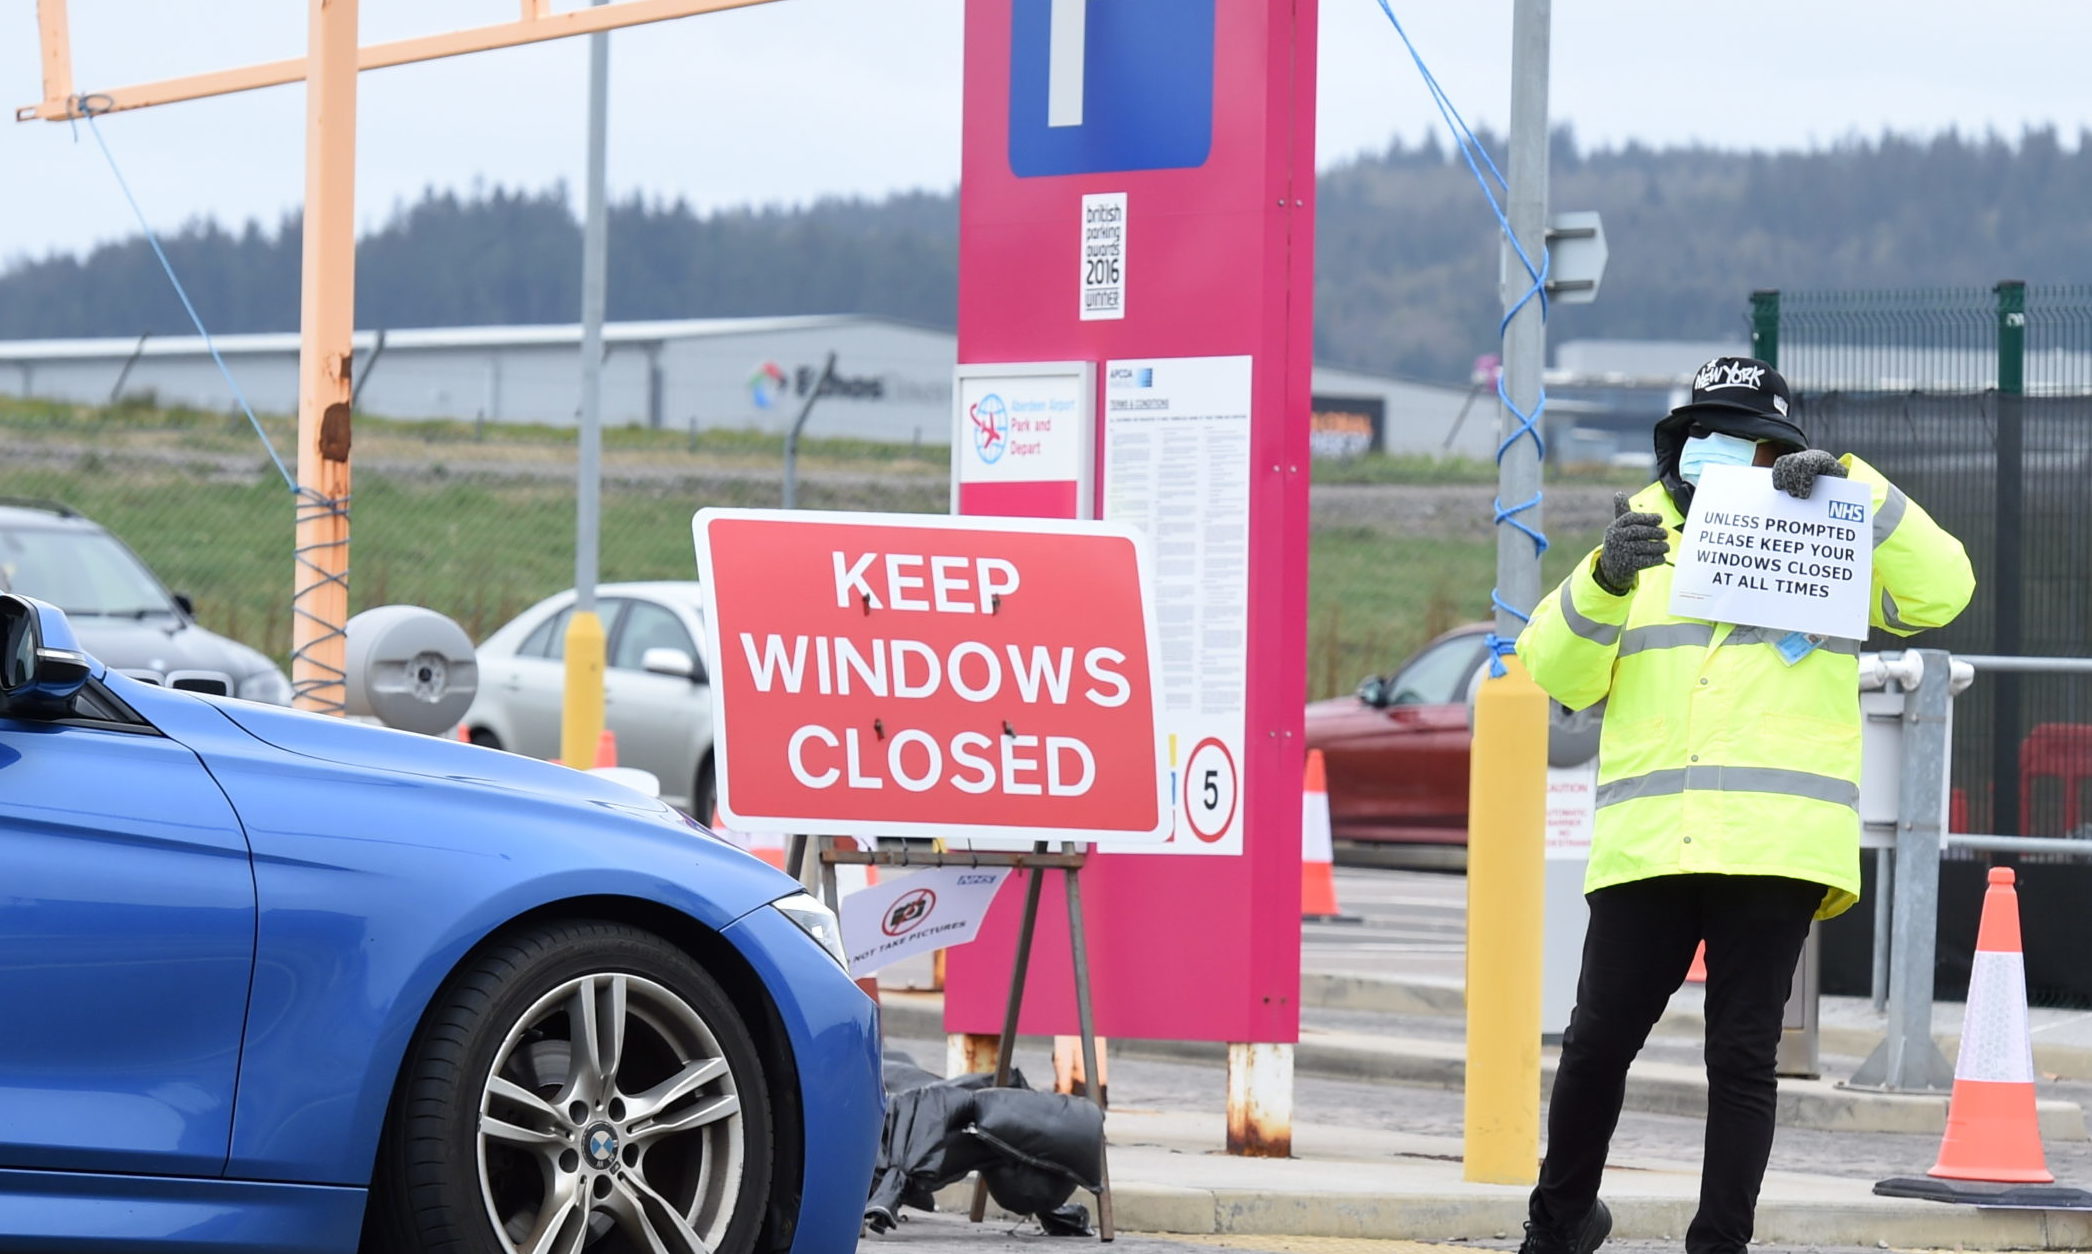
1678, 431, 1760, 484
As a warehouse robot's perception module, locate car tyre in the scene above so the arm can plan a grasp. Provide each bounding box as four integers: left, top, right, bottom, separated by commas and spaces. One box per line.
469, 728, 504, 751
363, 919, 773, 1254
693, 756, 718, 825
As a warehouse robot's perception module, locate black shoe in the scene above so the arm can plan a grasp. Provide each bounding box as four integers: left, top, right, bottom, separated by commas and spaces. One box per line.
1518, 1199, 1612, 1254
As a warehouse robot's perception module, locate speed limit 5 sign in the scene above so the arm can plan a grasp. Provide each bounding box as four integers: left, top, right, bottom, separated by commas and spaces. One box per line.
1182, 736, 1238, 843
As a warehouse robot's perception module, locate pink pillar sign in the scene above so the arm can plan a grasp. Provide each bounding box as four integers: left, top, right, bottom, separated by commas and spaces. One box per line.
945, 0, 1316, 1045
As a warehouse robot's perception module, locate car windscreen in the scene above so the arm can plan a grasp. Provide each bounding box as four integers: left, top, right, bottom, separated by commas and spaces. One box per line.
1389, 633, 1490, 706
0, 526, 175, 617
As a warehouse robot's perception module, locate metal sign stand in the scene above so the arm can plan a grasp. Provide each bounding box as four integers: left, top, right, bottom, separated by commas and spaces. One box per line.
789, 836, 1116, 1243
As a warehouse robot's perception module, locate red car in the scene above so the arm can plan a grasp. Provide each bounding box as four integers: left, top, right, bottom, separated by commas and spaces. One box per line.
1304, 623, 1493, 846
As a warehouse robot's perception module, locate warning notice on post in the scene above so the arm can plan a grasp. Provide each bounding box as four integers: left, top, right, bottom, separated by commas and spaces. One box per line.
840, 866, 1011, 977
1546, 764, 1597, 861
1670, 464, 1873, 639
694, 509, 1168, 846
1079, 192, 1127, 321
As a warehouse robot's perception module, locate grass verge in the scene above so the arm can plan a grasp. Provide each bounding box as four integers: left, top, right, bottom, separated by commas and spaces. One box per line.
0, 396, 1609, 699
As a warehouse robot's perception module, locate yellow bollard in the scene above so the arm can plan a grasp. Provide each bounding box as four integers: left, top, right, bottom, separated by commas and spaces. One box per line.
560, 610, 608, 771
1463, 653, 1548, 1184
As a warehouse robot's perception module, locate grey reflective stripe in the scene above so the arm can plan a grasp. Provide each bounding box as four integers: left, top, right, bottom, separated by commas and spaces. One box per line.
1619, 623, 1713, 657
1596, 765, 1861, 811
1881, 588, 1913, 631
1720, 626, 1862, 656
1873, 486, 1909, 547
1559, 580, 1622, 647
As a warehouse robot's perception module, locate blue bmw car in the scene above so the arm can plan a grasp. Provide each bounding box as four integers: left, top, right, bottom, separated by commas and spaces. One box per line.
0, 594, 882, 1254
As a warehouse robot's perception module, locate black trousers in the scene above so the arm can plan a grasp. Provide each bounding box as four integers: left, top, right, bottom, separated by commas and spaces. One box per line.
1529, 873, 1821, 1254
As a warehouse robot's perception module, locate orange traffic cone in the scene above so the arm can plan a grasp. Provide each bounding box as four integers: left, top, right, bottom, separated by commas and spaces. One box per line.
1686, 942, 1708, 984
1929, 866, 2052, 1184
713, 807, 788, 870
1301, 749, 1352, 921
455, 723, 471, 743
593, 729, 619, 769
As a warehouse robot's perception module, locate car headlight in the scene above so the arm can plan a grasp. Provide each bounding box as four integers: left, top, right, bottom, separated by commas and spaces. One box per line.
236, 666, 295, 706
770, 893, 850, 973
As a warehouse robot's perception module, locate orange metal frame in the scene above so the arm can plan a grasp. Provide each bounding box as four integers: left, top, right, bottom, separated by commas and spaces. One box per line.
19, 0, 777, 712
19, 0, 775, 122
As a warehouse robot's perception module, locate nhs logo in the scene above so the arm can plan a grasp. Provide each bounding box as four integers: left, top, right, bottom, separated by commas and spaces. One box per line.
1008, 0, 1216, 178
1827, 500, 1867, 523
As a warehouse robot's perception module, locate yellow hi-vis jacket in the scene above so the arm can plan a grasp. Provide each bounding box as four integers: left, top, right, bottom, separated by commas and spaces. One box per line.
1518, 456, 1974, 919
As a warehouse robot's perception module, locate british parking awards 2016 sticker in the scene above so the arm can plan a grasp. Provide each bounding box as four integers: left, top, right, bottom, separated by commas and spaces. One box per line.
1079, 193, 1127, 321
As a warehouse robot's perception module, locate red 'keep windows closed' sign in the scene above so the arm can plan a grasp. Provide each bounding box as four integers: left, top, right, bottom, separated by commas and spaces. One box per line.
694, 510, 1168, 844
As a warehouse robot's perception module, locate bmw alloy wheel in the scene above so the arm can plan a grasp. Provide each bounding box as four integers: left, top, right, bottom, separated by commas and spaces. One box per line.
364, 921, 772, 1254
478, 972, 747, 1252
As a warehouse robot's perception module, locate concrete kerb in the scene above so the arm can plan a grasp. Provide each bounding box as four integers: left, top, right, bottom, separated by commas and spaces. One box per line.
936, 1176, 2092, 1249
1299, 972, 2092, 1083
911, 1091, 2092, 1251
1304, 971, 1468, 1018
879, 994, 2087, 1141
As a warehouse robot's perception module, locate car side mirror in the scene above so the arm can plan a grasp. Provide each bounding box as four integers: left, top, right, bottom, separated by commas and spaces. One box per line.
1355, 676, 1389, 708
0, 594, 94, 717
173, 592, 196, 618
643, 647, 700, 682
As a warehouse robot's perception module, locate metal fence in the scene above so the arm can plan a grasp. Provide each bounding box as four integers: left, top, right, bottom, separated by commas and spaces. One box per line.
1752, 284, 2092, 840
0, 384, 1610, 719
0, 396, 946, 658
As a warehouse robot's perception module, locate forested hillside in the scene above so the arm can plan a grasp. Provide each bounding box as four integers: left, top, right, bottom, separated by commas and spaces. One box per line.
6, 128, 2089, 383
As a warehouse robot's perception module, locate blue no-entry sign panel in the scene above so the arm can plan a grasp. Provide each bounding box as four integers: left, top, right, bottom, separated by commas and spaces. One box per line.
1007, 0, 1216, 177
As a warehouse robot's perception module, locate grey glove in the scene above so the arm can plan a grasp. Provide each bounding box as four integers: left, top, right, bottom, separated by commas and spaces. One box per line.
1595, 492, 1668, 596
1772, 448, 1847, 499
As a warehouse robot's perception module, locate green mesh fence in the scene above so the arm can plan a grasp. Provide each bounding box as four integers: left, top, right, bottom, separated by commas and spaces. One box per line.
1759, 283, 2092, 841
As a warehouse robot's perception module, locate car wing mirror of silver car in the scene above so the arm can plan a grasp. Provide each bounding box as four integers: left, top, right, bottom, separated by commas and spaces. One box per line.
642, 647, 703, 683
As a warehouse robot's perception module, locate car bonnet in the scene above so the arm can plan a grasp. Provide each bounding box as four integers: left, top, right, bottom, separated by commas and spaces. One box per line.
203, 691, 679, 814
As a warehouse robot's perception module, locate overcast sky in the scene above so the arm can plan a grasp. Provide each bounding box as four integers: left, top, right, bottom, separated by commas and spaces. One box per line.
3, 0, 2088, 264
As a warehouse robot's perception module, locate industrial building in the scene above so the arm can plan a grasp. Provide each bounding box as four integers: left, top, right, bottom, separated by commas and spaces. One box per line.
0, 315, 1573, 462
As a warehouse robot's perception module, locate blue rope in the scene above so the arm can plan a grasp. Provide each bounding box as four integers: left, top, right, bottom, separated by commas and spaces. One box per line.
78, 102, 299, 494
1372, 3, 1551, 677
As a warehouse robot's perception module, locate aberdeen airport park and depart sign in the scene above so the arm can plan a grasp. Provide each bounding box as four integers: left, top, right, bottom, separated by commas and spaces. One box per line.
693, 509, 1169, 846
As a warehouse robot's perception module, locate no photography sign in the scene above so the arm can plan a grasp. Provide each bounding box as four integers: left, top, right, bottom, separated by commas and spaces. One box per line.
693, 509, 1169, 845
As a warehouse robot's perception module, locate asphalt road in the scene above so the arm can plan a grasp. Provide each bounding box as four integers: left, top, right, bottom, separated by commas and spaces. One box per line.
855, 865, 2092, 1249
1304, 864, 1468, 983
863, 1209, 1890, 1253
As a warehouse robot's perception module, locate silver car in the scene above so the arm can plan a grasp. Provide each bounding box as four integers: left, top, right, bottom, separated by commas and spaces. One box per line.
0, 500, 293, 704
463, 581, 716, 816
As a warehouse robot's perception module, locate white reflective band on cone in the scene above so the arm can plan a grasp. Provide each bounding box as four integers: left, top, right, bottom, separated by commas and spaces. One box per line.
1956, 950, 2037, 1085
1302, 778, 1334, 864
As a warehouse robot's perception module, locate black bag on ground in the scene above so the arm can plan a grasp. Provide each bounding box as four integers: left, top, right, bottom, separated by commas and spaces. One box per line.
864, 1060, 1103, 1235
